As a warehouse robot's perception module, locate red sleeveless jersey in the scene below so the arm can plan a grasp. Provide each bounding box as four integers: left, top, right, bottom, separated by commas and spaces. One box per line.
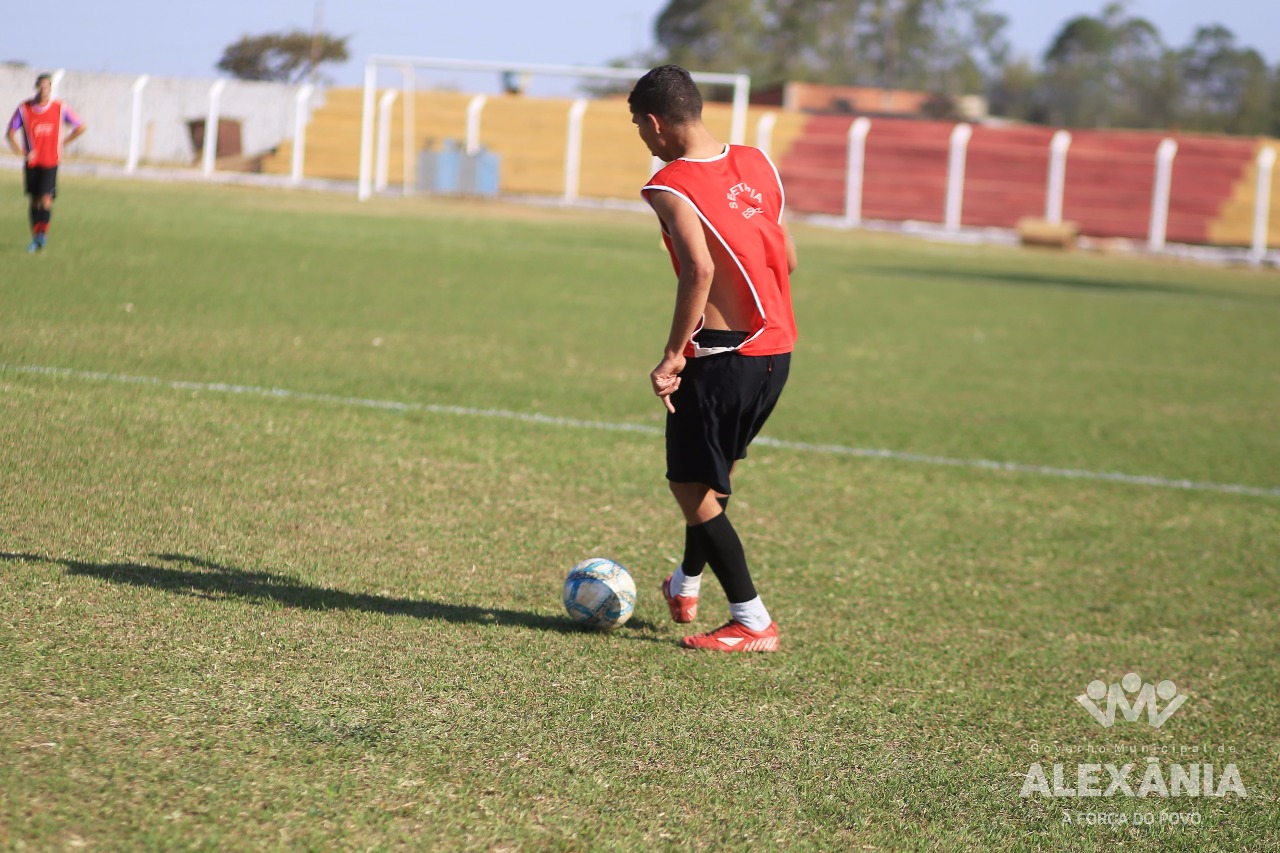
17, 100, 70, 168
643, 145, 797, 358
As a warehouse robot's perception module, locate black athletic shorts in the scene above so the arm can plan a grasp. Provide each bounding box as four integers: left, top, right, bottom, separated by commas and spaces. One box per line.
665, 329, 791, 496
24, 165, 57, 198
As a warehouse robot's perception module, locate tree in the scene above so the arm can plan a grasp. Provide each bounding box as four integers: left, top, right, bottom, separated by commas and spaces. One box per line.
216, 30, 349, 84
651, 0, 1008, 95
655, 0, 775, 78
987, 57, 1044, 122
1272, 67, 1280, 137
1038, 2, 1171, 128
645, 0, 1278, 133
1177, 26, 1272, 134
802, 0, 1005, 93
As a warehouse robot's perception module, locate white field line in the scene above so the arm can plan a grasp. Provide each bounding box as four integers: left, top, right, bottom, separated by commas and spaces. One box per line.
5, 363, 1278, 500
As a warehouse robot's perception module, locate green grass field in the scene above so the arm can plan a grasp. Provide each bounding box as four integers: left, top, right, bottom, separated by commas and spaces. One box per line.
2, 173, 1278, 850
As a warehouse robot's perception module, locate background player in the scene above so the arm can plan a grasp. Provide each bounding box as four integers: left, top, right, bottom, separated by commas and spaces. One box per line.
7, 73, 86, 252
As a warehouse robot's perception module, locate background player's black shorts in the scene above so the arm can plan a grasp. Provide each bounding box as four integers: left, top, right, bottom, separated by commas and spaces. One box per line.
666, 330, 791, 495
23, 165, 57, 198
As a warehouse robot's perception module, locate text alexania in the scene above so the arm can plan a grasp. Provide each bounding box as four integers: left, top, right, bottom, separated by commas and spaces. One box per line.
1020, 759, 1247, 798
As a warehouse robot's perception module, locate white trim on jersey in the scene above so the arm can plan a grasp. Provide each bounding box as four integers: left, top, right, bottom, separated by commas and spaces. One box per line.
670, 144, 785, 224
676, 143, 731, 164
642, 183, 768, 357
758, 148, 787, 225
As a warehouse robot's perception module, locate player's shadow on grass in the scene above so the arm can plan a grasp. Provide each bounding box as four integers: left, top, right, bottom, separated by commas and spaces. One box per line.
0, 551, 657, 635
864, 265, 1279, 303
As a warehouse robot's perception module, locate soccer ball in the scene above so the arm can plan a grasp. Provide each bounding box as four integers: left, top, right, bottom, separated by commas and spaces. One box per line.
562, 558, 637, 630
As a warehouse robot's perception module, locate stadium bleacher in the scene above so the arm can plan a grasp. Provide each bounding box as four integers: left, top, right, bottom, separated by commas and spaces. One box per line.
262, 87, 1278, 248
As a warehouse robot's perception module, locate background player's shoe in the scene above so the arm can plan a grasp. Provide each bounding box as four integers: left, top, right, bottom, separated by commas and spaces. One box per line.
27, 239, 40, 252
35, 233, 46, 249
680, 620, 779, 652
661, 574, 698, 623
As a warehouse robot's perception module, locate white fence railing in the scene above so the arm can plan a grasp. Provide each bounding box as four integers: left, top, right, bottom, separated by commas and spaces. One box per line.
824, 117, 1276, 263
356, 56, 750, 202
3, 66, 1275, 261
1, 67, 310, 171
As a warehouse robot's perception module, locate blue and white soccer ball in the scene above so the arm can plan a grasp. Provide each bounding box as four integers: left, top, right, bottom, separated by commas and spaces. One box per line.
562, 557, 637, 630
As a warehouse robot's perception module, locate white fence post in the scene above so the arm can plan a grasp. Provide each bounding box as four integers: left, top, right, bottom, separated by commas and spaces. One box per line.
1045, 130, 1071, 224
563, 99, 589, 203
465, 95, 487, 156
126, 74, 149, 173
375, 90, 398, 192
355, 57, 748, 199
756, 113, 777, 157
1148, 138, 1178, 251
1251, 146, 1276, 265
844, 117, 872, 227
358, 63, 377, 201
50, 69, 66, 98
729, 74, 750, 146
290, 84, 314, 184
402, 66, 416, 195
202, 79, 227, 177
945, 123, 973, 231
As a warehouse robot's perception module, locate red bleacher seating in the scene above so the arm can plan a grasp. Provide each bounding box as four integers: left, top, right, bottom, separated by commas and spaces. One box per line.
775, 114, 1259, 245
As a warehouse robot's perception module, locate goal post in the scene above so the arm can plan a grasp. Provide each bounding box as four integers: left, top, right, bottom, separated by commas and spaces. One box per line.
357, 56, 751, 201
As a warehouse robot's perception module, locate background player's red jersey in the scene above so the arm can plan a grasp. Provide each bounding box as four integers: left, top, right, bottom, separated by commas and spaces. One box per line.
12, 100, 82, 168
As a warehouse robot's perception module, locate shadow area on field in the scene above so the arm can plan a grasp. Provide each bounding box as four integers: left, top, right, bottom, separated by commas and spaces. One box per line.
0, 551, 658, 636
863, 265, 1279, 303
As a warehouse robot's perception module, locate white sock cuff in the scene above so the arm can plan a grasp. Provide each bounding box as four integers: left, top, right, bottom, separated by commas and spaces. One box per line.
673, 565, 702, 598
729, 596, 771, 631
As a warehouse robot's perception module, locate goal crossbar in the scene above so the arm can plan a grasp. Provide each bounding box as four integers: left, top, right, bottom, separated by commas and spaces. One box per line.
357, 56, 751, 200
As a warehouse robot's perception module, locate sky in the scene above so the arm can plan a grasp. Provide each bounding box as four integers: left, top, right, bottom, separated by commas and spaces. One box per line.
2, 0, 1276, 92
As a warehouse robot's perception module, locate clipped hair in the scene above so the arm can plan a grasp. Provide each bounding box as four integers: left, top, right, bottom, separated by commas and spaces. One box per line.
628, 64, 703, 125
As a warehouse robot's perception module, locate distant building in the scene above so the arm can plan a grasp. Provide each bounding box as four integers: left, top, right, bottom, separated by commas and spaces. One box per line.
750, 81, 988, 121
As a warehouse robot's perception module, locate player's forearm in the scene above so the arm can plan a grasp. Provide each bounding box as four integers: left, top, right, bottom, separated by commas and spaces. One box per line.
65, 126, 86, 145
5, 131, 22, 157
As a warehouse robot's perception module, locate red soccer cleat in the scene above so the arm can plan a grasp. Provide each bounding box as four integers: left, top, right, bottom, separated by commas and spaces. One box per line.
680, 620, 779, 652
661, 574, 698, 623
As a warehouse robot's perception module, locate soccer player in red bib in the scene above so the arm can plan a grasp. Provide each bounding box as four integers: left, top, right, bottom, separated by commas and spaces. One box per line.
629, 65, 798, 652
7, 73, 86, 252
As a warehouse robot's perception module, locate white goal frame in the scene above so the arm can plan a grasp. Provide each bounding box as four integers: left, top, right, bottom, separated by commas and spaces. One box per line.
357, 56, 751, 200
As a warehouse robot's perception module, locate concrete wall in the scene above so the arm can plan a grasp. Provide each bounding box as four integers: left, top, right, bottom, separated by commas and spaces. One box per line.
1, 67, 324, 166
